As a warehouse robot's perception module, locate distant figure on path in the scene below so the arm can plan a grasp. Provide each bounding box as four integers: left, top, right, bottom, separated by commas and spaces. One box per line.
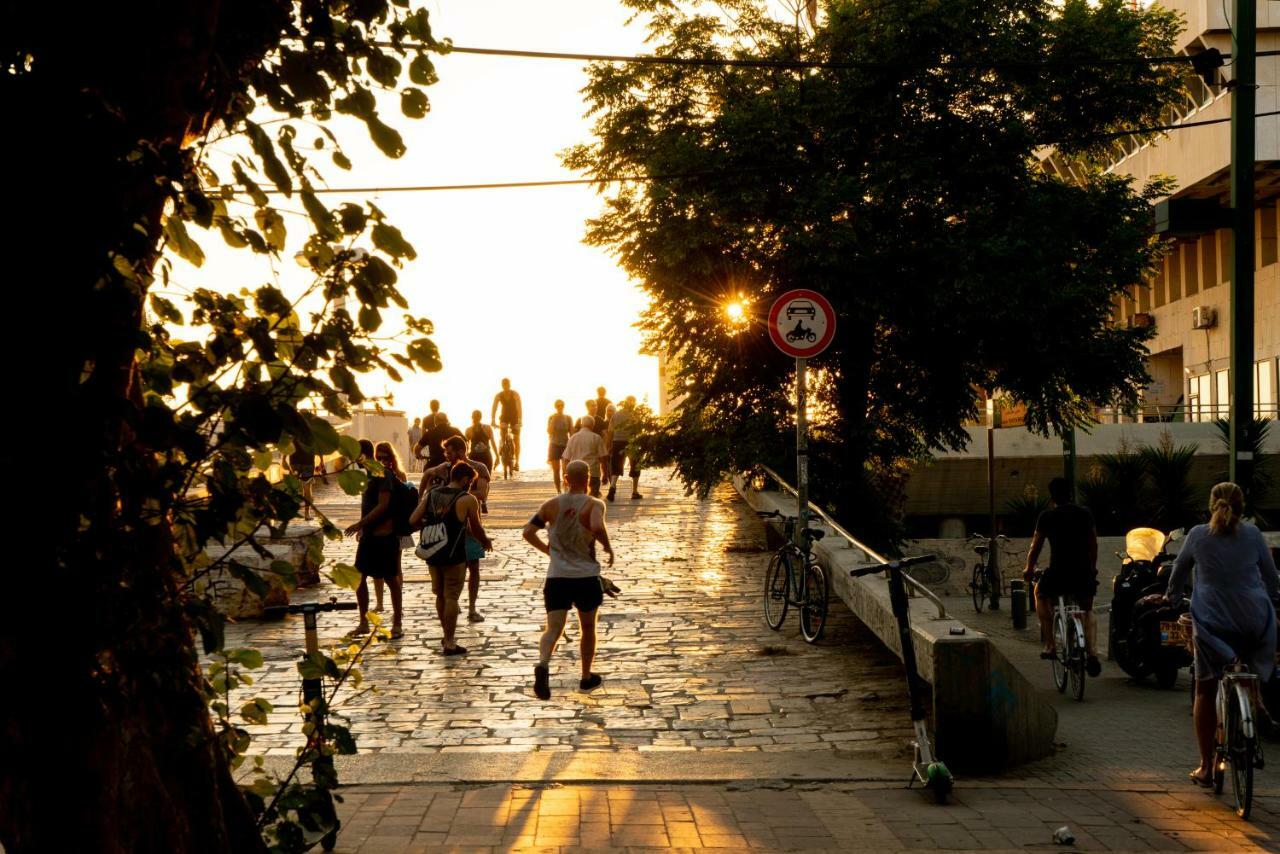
423, 436, 493, 622
547, 400, 574, 493
491, 378, 523, 470
286, 444, 319, 520
606, 396, 644, 502
522, 460, 615, 699
1023, 477, 1100, 676
373, 441, 411, 614
465, 409, 496, 477
562, 415, 609, 498
425, 400, 441, 429
411, 461, 492, 655
345, 440, 404, 639
407, 418, 423, 471
1166, 482, 1279, 787
415, 411, 463, 470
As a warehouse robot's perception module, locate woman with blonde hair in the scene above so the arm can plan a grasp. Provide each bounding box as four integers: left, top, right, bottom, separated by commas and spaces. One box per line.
1167, 482, 1279, 787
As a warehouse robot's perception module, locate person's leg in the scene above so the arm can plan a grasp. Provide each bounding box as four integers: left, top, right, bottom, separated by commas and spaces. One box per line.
1081, 601, 1098, 657
514, 423, 521, 466
354, 576, 370, 634
1035, 585, 1054, 653
539, 609, 569, 666
439, 565, 465, 651
388, 574, 403, 638
467, 559, 483, 620
551, 456, 562, 493
630, 456, 643, 499
1193, 678, 1219, 781
374, 576, 385, 611
302, 479, 314, 520
578, 608, 599, 679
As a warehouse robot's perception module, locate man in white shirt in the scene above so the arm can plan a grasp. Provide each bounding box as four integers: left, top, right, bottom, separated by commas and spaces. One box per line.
561, 415, 608, 498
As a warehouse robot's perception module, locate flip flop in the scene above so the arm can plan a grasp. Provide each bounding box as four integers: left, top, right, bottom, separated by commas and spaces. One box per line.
390, 626, 404, 640
1189, 769, 1213, 788
442, 644, 468, 656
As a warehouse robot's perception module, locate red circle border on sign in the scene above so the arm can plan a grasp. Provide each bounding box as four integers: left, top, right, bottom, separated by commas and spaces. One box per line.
768, 289, 837, 358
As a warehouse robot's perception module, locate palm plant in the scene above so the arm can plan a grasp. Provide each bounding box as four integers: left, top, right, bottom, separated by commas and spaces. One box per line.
1213, 419, 1275, 525
1139, 431, 1199, 531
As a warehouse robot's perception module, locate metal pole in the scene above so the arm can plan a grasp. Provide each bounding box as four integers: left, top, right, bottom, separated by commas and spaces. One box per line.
987, 424, 1000, 610
1230, 0, 1256, 495
1063, 427, 1078, 504
796, 357, 809, 545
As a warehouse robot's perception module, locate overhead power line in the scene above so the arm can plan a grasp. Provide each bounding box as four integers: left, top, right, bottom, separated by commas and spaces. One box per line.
222, 110, 1280, 197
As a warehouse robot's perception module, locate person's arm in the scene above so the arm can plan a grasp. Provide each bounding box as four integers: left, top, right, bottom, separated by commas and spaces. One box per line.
548, 415, 554, 437
1256, 528, 1279, 600
459, 494, 492, 551
1166, 528, 1198, 603
491, 393, 500, 425
522, 497, 559, 555
418, 463, 444, 494
471, 468, 491, 503
589, 499, 614, 566
346, 484, 391, 536
1023, 531, 1045, 581
409, 488, 431, 529
514, 392, 522, 426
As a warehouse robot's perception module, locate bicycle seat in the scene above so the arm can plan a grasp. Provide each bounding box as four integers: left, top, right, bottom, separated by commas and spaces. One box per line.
803, 528, 825, 541
973, 545, 989, 555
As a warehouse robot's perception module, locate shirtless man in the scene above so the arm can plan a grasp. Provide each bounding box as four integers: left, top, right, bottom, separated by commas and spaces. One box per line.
491, 378, 523, 470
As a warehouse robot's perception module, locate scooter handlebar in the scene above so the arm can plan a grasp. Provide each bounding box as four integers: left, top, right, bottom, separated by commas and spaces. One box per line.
850, 554, 937, 577
262, 598, 359, 619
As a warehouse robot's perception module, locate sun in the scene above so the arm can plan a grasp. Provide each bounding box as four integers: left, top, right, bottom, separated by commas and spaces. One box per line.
724, 301, 747, 323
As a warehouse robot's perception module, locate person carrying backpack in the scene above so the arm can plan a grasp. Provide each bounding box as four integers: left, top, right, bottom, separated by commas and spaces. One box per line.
466, 409, 495, 476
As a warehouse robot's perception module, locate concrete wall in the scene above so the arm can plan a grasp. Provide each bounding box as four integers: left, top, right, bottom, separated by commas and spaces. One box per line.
734, 477, 1058, 773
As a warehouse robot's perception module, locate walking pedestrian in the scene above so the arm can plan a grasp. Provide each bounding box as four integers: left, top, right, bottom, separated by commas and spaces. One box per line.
465, 409, 496, 477
407, 417, 423, 472
415, 411, 463, 470
561, 415, 609, 498
547, 400, 573, 494
422, 436, 493, 622
522, 460, 615, 699
372, 442, 411, 614
286, 444, 319, 521
345, 440, 404, 639
1166, 482, 1279, 787
491, 378, 523, 470
606, 396, 644, 502
411, 461, 492, 655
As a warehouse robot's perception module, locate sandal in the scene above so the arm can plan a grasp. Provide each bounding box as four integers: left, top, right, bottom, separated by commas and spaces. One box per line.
1189, 769, 1213, 788
442, 644, 468, 657
390, 625, 404, 640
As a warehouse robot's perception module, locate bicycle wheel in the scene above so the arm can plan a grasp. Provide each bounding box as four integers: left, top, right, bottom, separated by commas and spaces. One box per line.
971, 563, 987, 613
1229, 690, 1255, 819
763, 551, 790, 630
1051, 612, 1068, 693
1068, 621, 1086, 702
800, 562, 829, 643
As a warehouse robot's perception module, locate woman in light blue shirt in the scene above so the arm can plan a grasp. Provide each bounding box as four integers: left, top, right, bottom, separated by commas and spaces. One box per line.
1167, 482, 1279, 786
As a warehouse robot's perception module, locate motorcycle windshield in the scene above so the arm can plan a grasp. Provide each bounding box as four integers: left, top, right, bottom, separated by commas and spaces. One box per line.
1125, 527, 1165, 563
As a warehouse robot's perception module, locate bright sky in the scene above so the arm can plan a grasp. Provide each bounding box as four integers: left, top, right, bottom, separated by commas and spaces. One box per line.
175, 1, 659, 435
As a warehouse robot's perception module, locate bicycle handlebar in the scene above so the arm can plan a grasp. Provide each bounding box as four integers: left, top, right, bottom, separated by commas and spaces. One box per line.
850, 553, 938, 578
262, 597, 359, 619
967, 533, 1009, 541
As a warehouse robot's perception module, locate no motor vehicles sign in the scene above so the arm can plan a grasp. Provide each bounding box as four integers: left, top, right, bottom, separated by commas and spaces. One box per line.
768, 289, 836, 357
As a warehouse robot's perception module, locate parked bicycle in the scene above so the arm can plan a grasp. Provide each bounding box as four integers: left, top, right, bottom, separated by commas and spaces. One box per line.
758, 509, 829, 643
967, 533, 1009, 613
1214, 660, 1264, 819
1033, 570, 1087, 701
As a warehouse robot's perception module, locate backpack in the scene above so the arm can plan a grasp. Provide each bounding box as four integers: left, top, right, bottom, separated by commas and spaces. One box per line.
470, 428, 491, 457
389, 477, 418, 537
415, 489, 461, 562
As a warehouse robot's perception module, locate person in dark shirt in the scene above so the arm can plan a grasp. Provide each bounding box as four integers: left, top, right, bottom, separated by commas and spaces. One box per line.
414, 412, 463, 469
1023, 477, 1101, 676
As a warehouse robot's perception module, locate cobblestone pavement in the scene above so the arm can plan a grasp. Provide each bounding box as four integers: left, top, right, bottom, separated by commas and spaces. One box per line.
227, 469, 918, 758
329, 779, 1280, 852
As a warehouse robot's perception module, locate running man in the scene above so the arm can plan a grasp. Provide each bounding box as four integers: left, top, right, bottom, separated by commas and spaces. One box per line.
411, 461, 492, 655
491, 378, 523, 470
422, 435, 493, 623
606, 396, 644, 502
522, 460, 615, 699
547, 400, 573, 493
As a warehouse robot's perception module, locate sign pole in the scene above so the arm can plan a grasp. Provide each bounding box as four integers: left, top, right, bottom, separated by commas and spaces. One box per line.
795, 356, 809, 544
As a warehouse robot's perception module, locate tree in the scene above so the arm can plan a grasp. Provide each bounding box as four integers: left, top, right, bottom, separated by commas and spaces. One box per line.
566, 0, 1185, 544
3, 4, 442, 850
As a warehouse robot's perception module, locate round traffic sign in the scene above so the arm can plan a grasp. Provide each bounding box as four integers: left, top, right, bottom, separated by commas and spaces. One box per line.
768, 289, 836, 357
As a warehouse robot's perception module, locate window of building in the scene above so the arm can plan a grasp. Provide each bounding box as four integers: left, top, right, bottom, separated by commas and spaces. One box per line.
1189, 373, 1212, 422
1215, 370, 1230, 421
1258, 360, 1277, 419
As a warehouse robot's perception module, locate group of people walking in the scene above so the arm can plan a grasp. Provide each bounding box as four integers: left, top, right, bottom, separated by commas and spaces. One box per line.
345, 379, 637, 698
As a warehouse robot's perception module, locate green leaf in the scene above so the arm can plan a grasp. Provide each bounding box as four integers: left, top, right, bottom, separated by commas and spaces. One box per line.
338, 435, 362, 460
254, 208, 287, 252
329, 561, 363, 591
232, 161, 270, 207
358, 305, 382, 331
150, 295, 184, 325
406, 337, 442, 372
247, 777, 277, 798
408, 53, 438, 86
268, 560, 297, 576
226, 562, 270, 598
303, 414, 341, 455
163, 217, 205, 267
239, 697, 273, 725
245, 122, 292, 197
300, 190, 339, 241
333, 150, 353, 170
337, 468, 367, 496
253, 449, 274, 471
227, 648, 264, 669
365, 116, 406, 159
372, 222, 417, 260
400, 88, 429, 119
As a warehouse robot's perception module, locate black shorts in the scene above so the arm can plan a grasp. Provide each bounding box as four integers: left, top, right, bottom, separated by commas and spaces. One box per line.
1035, 569, 1097, 606
609, 441, 641, 477
355, 533, 401, 581
544, 576, 604, 612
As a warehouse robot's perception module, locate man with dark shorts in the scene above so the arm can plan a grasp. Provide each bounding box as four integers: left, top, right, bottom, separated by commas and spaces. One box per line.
411, 461, 491, 655
415, 411, 463, 470
422, 436, 492, 623
345, 440, 403, 638
522, 460, 615, 699
491, 378, 523, 470
547, 400, 573, 493
606, 395, 644, 502
1024, 477, 1102, 676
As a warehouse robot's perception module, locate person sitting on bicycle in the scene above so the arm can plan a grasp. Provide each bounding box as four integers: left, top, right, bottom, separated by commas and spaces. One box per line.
1023, 477, 1102, 677
1165, 482, 1279, 787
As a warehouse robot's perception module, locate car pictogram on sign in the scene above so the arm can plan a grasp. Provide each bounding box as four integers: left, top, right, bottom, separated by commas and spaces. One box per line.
785, 300, 816, 320
768, 289, 835, 358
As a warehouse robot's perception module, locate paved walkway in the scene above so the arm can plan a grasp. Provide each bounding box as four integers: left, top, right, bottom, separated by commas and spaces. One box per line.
224, 469, 1280, 850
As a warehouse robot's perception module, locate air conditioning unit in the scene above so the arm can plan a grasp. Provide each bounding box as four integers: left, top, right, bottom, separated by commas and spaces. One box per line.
1192, 306, 1217, 329
1131, 312, 1154, 329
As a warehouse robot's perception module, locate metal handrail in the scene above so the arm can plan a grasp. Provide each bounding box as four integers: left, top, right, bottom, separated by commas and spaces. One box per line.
756, 465, 948, 620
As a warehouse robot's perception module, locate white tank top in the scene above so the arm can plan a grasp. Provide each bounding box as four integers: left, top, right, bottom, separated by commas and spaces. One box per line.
548, 493, 601, 579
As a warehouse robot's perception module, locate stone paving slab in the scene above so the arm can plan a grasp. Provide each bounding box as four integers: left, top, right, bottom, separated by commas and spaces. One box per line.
223, 473, 918, 761
328, 780, 1280, 852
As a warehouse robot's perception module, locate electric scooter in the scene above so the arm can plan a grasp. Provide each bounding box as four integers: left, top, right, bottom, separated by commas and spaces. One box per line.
851, 554, 953, 803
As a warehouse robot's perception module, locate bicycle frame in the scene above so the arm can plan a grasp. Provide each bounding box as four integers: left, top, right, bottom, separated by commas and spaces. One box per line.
1219, 670, 1259, 753
1057, 597, 1086, 654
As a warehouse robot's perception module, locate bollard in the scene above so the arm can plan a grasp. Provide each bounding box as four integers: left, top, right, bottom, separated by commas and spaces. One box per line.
1010, 580, 1027, 630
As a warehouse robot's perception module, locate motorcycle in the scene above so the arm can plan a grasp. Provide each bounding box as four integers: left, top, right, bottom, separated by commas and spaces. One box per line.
1108, 526, 1193, 689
